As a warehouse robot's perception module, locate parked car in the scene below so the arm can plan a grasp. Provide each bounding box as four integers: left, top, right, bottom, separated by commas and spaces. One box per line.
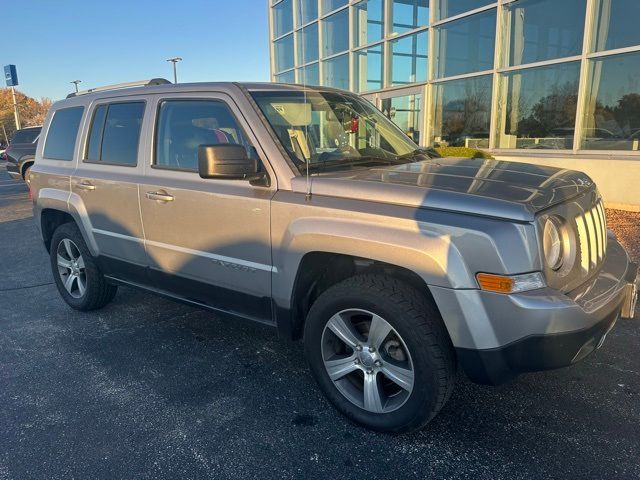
30, 80, 639, 433
5, 125, 42, 185
0, 139, 8, 157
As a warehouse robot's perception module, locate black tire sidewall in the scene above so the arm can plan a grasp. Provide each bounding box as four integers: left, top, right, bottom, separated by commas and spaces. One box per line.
304, 279, 447, 433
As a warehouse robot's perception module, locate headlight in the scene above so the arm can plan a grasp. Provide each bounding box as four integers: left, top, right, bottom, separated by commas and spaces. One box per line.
543, 217, 564, 270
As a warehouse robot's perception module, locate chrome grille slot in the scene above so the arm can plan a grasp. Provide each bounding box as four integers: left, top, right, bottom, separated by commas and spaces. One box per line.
575, 200, 607, 275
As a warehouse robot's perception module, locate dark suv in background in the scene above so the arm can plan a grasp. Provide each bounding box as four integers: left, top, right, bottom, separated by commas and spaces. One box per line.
5, 126, 42, 185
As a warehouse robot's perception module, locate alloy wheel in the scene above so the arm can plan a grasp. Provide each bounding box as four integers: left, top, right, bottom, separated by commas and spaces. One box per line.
56, 238, 87, 299
321, 308, 415, 414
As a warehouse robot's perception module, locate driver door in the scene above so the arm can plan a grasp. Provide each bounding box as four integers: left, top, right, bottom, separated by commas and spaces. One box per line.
139, 93, 276, 323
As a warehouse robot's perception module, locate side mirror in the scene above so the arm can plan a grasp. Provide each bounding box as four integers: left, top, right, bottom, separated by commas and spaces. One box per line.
198, 144, 262, 181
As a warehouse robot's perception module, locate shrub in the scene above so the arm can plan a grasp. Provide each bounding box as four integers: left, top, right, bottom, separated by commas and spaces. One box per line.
434, 146, 493, 159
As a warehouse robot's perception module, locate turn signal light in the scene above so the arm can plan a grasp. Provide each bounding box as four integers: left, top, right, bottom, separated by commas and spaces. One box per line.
476, 272, 546, 294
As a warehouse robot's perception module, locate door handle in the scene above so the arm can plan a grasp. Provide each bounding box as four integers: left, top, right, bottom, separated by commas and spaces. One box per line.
76, 181, 95, 191
145, 191, 174, 202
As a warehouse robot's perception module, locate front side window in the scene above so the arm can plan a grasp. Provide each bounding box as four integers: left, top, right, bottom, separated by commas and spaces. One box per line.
43, 106, 84, 161
251, 90, 427, 175
155, 100, 255, 171
85, 102, 145, 165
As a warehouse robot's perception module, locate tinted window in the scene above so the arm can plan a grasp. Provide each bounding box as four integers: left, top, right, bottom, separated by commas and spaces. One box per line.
10, 127, 41, 144
43, 107, 84, 161
85, 102, 144, 165
86, 105, 107, 161
102, 103, 144, 165
155, 100, 254, 171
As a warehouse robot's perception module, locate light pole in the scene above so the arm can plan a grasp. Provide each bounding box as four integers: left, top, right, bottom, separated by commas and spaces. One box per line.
166, 57, 182, 84
70, 80, 82, 93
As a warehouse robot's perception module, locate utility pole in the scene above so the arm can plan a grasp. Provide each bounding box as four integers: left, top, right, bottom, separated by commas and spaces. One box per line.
10, 86, 20, 130
166, 57, 182, 84
71, 80, 82, 93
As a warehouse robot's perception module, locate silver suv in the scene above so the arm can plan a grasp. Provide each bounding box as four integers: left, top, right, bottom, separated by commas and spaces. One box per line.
31, 79, 638, 433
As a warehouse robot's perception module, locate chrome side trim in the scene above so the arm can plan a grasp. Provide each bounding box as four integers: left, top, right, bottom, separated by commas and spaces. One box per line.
92, 228, 277, 273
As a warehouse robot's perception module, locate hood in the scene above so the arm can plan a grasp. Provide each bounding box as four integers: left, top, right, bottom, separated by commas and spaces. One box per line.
291, 157, 595, 221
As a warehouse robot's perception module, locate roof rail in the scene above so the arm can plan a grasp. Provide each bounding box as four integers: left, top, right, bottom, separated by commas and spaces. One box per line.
66, 78, 172, 98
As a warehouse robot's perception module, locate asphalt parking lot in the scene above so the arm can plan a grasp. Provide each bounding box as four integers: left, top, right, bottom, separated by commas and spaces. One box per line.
0, 168, 639, 480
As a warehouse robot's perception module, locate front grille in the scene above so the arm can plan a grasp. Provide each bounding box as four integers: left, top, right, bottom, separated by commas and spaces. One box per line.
575, 199, 607, 275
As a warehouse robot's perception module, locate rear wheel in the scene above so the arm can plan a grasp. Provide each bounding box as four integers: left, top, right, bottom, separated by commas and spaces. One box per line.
304, 274, 456, 433
50, 223, 117, 310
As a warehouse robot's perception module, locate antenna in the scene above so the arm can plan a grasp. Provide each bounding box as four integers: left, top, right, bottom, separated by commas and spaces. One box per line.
301, 1, 312, 201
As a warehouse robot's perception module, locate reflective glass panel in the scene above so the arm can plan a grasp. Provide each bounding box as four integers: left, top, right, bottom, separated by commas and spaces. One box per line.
353, 0, 385, 48
390, 31, 428, 86
433, 75, 492, 148
298, 62, 320, 85
496, 62, 581, 149
391, 0, 429, 35
434, 9, 496, 78
503, 0, 585, 67
381, 93, 423, 144
297, 23, 319, 65
322, 54, 350, 89
275, 34, 295, 72
322, 9, 349, 57
273, 0, 294, 37
592, 0, 640, 52
297, 0, 318, 26
355, 44, 384, 93
434, 0, 494, 21
582, 52, 640, 151
275, 70, 296, 83
322, 0, 348, 15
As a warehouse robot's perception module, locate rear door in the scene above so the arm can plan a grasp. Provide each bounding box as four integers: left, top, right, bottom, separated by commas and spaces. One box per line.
71, 97, 149, 283
139, 92, 275, 323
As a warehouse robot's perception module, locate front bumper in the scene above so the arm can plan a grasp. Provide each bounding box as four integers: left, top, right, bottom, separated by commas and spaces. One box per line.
431, 234, 638, 385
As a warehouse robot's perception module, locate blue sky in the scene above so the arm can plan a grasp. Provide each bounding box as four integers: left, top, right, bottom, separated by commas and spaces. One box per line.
3, 0, 271, 101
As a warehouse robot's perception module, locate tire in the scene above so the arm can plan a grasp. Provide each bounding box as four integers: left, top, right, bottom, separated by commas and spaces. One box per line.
304, 274, 456, 433
23, 164, 32, 187
50, 222, 117, 311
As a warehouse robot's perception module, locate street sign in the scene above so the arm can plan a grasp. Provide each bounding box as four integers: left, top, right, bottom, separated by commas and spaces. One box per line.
4, 65, 18, 87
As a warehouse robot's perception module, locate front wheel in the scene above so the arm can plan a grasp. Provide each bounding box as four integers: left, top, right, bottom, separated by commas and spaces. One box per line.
304, 274, 456, 433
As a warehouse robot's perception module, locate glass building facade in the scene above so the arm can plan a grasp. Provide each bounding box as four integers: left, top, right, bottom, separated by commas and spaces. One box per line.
269, 0, 640, 157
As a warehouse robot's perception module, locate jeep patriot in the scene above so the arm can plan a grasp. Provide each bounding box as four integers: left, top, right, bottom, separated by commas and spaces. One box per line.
30, 79, 639, 432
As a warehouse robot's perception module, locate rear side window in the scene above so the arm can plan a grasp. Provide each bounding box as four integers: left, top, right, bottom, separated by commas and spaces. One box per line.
85, 102, 145, 165
10, 127, 41, 144
154, 100, 253, 171
43, 107, 84, 161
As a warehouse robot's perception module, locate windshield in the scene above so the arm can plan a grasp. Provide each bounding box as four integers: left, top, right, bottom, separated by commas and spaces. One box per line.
250, 90, 434, 174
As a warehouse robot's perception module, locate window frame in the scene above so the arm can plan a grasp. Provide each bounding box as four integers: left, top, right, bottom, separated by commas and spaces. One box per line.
150, 97, 260, 174
83, 100, 146, 167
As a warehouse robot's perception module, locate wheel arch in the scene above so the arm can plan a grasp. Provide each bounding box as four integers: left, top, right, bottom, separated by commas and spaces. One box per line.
277, 251, 443, 341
